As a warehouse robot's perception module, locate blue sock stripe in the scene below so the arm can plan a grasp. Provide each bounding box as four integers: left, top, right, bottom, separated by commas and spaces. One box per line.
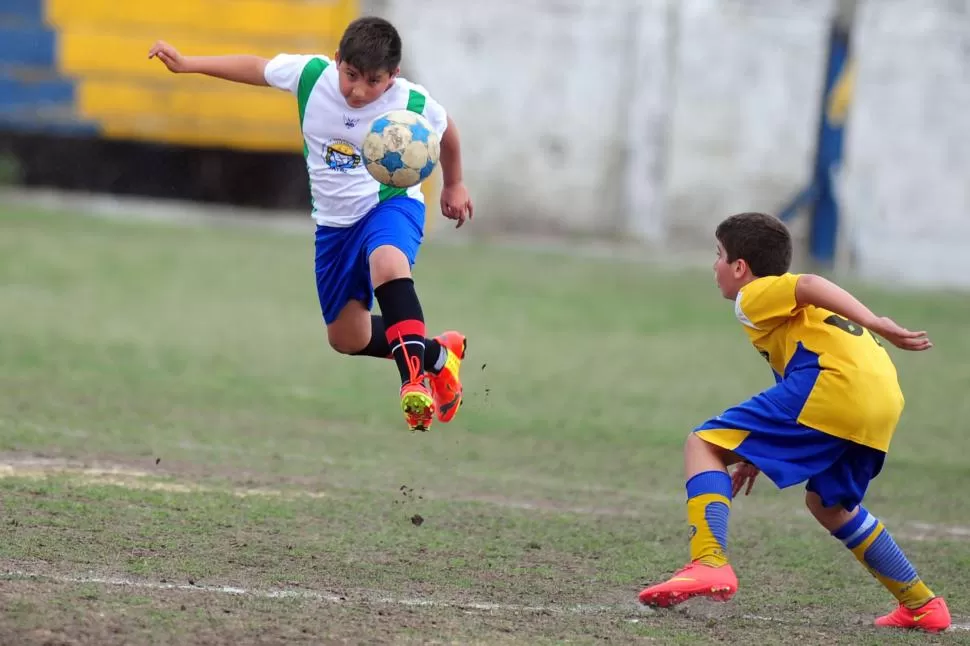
686, 470, 732, 500
705, 501, 731, 551
833, 508, 875, 547
845, 516, 879, 549
863, 528, 919, 583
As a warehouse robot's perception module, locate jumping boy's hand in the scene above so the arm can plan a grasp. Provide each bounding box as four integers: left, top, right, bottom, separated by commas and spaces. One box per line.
869, 317, 933, 352
148, 41, 191, 73
731, 462, 760, 497
441, 182, 473, 229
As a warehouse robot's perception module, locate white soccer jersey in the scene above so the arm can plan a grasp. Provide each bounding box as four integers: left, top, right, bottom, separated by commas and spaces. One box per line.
264, 54, 448, 227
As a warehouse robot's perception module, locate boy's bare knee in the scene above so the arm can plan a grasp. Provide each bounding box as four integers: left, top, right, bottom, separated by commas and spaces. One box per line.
684, 432, 743, 478
685, 433, 738, 462
327, 301, 373, 354
327, 333, 359, 355
685, 433, 708, 453
369, 245, 411, 286
327, 324, 366, 354
805, 491, 856, 532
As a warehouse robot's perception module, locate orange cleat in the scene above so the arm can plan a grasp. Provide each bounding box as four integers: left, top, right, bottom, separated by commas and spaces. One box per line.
875, 597, 951, 633
400, 381, 434, 432
638, 562, 738, 608
397, 334, 435, 432
428, 331, 466, 423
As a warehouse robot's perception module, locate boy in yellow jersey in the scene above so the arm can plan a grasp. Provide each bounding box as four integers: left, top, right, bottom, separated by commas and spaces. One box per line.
638, 212, 951, 632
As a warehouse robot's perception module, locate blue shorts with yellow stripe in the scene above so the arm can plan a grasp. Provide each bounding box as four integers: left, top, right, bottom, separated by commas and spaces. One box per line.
694, 370, 885, 510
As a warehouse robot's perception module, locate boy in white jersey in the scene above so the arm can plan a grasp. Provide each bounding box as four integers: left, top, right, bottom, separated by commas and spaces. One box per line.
149, 17, 473, 432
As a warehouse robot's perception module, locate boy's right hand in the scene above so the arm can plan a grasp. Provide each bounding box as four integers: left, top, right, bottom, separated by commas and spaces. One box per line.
731, 462, 760, 497
148, 41, 190, 73
869, 316, 933, 351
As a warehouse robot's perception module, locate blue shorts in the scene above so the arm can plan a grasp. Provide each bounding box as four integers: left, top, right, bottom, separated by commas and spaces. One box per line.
694, 375, 886, 510
314, 196, 425, 324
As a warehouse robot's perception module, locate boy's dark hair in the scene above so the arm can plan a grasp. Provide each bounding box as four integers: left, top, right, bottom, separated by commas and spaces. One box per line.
338, 16, 402, 74
715, 212, 793, 277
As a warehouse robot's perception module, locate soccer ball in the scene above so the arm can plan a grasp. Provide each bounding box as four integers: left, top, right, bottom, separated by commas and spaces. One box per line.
362, 110, 440, 189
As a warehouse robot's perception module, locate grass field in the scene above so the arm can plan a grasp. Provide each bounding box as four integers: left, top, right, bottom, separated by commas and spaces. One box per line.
1, 203, 969, 645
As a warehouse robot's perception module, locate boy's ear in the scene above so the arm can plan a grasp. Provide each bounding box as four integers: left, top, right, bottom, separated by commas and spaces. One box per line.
334, 50, 341, 63
733, 258, 749, 278
389, 66, 400, 79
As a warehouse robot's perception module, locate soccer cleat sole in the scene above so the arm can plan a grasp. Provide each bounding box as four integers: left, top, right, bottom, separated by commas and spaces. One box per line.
639, 585, 736, 608
401, 392, 434, 432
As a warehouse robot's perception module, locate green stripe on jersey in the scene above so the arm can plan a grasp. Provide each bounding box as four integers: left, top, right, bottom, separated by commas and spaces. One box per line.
379, 89, 429, 201
378, 184, 407, 202
297, 57, 329, 158
406, 89, 426, 114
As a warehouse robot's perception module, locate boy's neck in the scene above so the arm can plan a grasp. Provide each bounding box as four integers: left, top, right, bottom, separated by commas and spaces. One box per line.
736, 273, 760, 290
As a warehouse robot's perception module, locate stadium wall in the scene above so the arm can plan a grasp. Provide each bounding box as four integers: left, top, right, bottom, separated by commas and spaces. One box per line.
1, 0, 968, 287
384, 0, 836, 248
840, 0, 970, 288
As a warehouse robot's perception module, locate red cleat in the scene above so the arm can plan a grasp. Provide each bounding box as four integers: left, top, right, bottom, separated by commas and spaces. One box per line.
875, 597, 951, 633
638, 562, 738, 608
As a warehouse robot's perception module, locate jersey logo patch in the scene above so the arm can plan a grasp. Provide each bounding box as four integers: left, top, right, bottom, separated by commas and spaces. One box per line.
343, 115, 360, 129
323, 139, 362, 172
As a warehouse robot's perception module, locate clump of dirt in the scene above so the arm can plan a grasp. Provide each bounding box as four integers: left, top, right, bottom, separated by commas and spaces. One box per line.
410, 514, 424, 526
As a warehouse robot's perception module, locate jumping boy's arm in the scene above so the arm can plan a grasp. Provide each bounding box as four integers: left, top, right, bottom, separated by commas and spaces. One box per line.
149, 41, 269, 86
438, 116, 473, 228
794, 274, 932, 351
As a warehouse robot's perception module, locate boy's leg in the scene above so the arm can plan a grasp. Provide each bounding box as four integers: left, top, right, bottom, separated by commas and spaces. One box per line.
362, 196, 466, 430
640, 387, 846, 608
342, 309, 466, 423
314, 206, 462, 431
638, 433, 740, 607
314, 227, 431, 365
369, 246, 434, 431
805, 449, 950, 632
328, 300, 446, 375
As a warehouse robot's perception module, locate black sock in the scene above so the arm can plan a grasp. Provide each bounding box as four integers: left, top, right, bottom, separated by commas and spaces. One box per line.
351, 316, 392, 359
352, 315, 443, 373
374, 278, 427, 385
424, 337, 443, 373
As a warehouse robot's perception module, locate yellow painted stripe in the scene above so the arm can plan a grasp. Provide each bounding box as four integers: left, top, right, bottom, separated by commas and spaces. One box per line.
46, 0, 358, 40
57, 29, 335, 80
99, 117, 302, 153
76, 79, 298, 127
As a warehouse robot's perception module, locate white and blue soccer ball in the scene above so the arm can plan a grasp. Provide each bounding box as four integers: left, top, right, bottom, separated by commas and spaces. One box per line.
362, 110, 440, 189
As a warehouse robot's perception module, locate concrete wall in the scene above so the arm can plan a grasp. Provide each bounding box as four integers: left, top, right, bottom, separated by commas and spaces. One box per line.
842, 0, 970, 287
664, 0, 834, 244
379, 0, 969, 287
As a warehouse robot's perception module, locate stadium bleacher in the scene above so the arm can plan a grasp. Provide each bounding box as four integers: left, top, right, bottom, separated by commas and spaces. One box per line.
0, 0, 358, 152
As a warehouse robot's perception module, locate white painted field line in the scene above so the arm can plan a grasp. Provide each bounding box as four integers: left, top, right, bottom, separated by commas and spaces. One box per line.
3, 571, 968, 632
0, 571, 596, 614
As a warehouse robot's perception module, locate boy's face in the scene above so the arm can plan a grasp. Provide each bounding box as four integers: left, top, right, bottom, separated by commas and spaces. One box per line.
713, 240, 749, 300
335, 56, 398, 109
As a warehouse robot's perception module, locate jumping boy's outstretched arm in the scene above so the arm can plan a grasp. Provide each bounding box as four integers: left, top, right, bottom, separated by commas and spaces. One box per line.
794, 274, 932, 351
148, 41, 269, 86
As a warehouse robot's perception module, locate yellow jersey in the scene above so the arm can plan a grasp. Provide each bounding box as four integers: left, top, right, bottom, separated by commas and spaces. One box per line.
734, 273, 904, 452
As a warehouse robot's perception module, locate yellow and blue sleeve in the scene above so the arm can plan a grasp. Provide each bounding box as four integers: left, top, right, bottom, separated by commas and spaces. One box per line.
734, 273, 801, 332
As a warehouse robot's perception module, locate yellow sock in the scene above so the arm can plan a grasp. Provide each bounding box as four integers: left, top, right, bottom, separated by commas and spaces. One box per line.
686, 471, 732, 567
833, 508, 935, 609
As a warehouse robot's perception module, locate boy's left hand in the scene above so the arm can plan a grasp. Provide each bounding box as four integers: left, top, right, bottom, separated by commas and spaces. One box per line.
869, 316, 933, 351
731, 462, 760, 497
441, 183, 473, 229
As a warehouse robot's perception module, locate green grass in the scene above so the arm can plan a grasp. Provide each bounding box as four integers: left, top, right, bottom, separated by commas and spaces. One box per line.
0, 204, 968, 645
